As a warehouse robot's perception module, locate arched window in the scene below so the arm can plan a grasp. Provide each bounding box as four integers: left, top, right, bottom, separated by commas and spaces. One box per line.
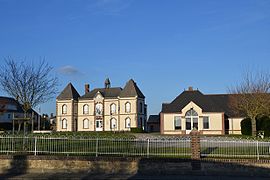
83, 118, 89, 129
110, 103, 116, 114
95, 103, 103, 115
125, 117, 131, 128
110, 118, 117, 129
125, 102, 131, 113
62, 118, 67, 129
83, 104, 89, 114
185, 109, 198, 130
62, 104, 67, 114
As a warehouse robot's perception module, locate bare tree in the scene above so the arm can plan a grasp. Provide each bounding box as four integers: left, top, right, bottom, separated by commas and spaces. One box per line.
0, 57, 58, 132
229, 70, 270, 136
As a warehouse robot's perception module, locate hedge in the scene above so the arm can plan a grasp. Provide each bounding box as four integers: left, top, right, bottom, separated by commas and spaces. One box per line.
130, 128, 144, 133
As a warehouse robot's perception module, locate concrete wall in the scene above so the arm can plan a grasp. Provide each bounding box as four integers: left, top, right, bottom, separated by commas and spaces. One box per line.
0, 156, 270, 178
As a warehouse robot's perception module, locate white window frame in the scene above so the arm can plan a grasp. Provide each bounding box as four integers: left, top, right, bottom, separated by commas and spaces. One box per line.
83, 104, 89, 115
95, 103, 103, 115
110, 103, 116, 114
62, 118, 67, 129
174, 116, 181, 130
203, 116, 210, 129
185, 109, 199, 130
83, 118, 89, 129
62, 104, 67, 114
125, 102, 131, 113
110, 118, 117, 129
125, 117, 131, 128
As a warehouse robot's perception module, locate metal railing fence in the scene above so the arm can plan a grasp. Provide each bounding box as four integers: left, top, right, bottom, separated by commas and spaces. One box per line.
0, 136, 191, 158
1, 135, 270, 160
201, 139, 270, 160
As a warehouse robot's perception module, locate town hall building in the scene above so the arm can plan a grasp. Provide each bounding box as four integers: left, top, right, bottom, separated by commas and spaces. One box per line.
56, 79, 147, 132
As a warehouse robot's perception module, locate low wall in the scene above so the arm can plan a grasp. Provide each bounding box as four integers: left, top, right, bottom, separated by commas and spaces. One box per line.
0, 156, 270, 177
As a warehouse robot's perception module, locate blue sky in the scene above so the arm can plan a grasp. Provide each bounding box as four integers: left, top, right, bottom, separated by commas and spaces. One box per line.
0, 0, 269, 116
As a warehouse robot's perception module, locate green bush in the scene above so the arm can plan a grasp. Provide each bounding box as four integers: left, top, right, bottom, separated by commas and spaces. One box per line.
130, 128, 144, 133
241, 118, 252, 136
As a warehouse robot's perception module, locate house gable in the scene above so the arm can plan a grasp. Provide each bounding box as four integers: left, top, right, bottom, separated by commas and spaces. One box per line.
181, 101, 203, 117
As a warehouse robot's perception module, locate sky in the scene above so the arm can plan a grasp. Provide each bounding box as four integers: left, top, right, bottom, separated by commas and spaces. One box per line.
0, 0, 269, 116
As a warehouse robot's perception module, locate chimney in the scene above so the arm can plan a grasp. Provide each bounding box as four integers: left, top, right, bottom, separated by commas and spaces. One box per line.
188, 86, 193, 91
85, 84, 90, 94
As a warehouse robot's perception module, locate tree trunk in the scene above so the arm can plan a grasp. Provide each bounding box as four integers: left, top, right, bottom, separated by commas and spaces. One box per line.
251, 117, 257, 137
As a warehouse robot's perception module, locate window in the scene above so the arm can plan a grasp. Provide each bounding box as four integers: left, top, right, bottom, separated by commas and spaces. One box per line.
125, 102, 131, 113
203, 116, 209, 129
83, 119, 89, 129
193, 117, 198, 130
125, 117, 131, 128
174, 116, 181, 130
62, 104, 67, 114
62, 119, 67, 129
110, 118, 117, 129
7, 114, 11, 119
95, 103, 103, 115
110, 103, 116, 114
186, 118, 191, 130
139, 102, 143, 113
83, 104, 89, 114
185, 109, 199, 130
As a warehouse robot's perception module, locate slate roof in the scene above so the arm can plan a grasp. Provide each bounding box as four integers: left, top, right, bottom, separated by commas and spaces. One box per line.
161, 90, 242, 117
120, 79, 145, 98
78, 79, 145, 100
80, 87, 122, 99
57, 83, 80, 100
147, 115, 160, 124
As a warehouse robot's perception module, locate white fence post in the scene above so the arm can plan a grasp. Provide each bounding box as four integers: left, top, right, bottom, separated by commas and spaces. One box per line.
257, 141, 259, 160
96, 138, 98, 157
34, 137, 37, 156
147, 139, 150, 158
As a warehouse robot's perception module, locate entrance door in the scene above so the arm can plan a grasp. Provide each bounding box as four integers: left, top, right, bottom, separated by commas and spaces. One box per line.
185, 109, 199, 134
96, 120, 103, 131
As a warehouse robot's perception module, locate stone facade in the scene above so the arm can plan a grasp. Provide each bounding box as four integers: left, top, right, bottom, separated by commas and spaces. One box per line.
56, 79, 147, 132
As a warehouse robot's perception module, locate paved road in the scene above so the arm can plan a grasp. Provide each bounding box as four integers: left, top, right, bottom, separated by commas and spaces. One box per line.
1, 173, 270, 180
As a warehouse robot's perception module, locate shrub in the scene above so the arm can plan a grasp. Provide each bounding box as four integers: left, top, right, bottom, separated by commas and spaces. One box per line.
241, 118, 252, 136
130, 128, 144, 133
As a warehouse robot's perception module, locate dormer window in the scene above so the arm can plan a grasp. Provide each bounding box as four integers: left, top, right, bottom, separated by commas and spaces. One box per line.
125, 102, 131, 113
62, 104, 67, 114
